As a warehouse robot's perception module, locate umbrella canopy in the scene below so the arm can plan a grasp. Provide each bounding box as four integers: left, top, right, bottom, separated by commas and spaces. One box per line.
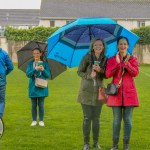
17, 41, 67, 80
47, 17, 139, 68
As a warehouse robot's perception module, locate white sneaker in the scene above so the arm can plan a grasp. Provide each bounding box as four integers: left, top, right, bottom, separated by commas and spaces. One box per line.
39, 121, 44, 126
31, 121, 37, 126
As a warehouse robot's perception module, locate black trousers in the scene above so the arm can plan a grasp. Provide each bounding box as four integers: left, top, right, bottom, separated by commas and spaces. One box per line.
81, 104, 102, 144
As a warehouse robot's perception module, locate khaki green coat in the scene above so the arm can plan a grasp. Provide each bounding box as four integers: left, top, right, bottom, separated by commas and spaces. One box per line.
77, 53, 107, 106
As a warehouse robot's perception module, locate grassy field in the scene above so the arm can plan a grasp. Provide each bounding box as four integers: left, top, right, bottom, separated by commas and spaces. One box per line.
0, 64, 150, 150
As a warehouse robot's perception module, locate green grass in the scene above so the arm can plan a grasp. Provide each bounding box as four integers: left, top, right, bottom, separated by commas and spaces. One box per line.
0, 64, 150, 150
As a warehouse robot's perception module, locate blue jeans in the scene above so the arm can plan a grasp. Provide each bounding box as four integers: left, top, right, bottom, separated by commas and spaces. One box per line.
112, 106, 133, 143
31, 97, 45, 121
0, 85, 6, 118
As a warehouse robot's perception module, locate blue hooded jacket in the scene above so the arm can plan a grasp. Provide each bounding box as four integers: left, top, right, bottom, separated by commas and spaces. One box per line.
0, 48, 14, 86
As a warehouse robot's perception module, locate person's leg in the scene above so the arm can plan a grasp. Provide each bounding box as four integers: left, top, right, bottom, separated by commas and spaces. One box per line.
123, 106, 133, 150
81, 104, 92, 149
0, 85, 6, 118
38, 97, 45, 121
111, 107, 122, 150
31, 98, 38, 121
92, 105, 102, 148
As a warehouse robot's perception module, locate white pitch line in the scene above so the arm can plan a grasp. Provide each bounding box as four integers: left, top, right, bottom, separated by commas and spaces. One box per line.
140, 70, 150, 77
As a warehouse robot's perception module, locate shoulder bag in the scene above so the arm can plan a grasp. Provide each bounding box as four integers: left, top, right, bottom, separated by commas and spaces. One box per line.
105, 69, 125, 95
33, 61, 48, 88
98, 86, 107, 103
35, 77, 48, 88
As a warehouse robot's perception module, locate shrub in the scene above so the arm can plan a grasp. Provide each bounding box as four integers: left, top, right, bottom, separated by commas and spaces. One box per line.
5, 26, 59, 42
132, 26, 150, 45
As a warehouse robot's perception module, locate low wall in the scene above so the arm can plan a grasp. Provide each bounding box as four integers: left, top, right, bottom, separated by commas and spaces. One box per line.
0, 37, 8, 53
134, 44, 150, 64
7, 40, 28, 63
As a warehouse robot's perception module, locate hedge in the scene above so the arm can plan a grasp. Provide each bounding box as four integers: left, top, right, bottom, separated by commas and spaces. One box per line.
131, 26, 150, 45
4, 25, 150, 45
5, 26, 59, 42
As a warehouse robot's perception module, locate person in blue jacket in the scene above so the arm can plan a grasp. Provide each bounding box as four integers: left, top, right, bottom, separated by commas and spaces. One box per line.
0, 48, 14, 118
26, 48, 50, 127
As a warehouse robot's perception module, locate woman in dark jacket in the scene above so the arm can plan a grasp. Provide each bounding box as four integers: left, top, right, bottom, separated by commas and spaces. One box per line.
77, 38, 107, 150
105, 36, 139, 150
26, 48, 50, 127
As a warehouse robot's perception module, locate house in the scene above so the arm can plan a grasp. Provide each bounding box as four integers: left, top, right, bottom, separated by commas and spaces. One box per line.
39, 0, 150, 30
0, 9, 40, 36
0, 9, 40, 55
1, 0, 150, 31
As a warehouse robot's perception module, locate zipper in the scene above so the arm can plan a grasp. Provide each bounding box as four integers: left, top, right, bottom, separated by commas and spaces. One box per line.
122, 77, 124, 106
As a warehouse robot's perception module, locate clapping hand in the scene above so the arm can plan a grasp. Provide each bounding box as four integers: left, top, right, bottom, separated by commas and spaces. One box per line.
116, 52, 120, 63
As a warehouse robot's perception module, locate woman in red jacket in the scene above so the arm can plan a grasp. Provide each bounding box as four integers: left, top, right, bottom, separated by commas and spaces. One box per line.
105, 36, 139, 150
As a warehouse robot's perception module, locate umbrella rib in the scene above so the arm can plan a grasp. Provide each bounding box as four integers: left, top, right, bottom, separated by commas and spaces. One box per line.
43, 44, 54, 79
18, 56, 33, 68
69, 27, 88, 67
93, 25, 119, 38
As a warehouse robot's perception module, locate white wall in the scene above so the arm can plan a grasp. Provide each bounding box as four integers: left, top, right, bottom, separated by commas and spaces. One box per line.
117, 20, 138, 30
40, 19, 150, 29
39, 20, 50, 27
145, 21, 150, 26
143, 45, 150, 64
55, 20, 67, 27
117, 20, 150, 30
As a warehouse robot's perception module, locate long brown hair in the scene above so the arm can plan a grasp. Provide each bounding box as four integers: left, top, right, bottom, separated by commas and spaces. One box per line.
33, 47, 43, 61
89, 38, 106, 56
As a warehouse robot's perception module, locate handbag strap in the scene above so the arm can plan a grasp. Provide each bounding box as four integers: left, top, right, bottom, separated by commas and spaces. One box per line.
117, 68, 125, 87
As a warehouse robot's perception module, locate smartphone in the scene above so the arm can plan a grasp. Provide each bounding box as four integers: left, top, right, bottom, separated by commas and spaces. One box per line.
94, 61, 100, 65
37, 61, 43, 66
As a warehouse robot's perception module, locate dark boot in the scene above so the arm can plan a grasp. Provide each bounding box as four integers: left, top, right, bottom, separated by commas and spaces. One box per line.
83, 143, 90, 150
110, 145, 118, 150
93, 142, 101, 149
83, 117, 91, 149
110, 138, 119, 150
123, 139, 130, 150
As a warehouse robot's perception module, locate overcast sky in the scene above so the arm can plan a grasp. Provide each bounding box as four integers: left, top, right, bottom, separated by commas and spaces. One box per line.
0, 0, 41, 9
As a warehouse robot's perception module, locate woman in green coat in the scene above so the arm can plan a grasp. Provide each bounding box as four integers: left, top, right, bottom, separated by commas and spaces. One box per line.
77, 38, 107, 150
26, 48, 50, 127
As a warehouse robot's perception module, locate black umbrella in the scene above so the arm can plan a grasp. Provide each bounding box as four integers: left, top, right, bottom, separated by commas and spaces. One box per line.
17, 41, 67, 79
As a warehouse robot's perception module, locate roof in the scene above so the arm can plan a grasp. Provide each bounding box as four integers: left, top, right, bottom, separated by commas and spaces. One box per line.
0, 9, 40, 26
40, 0, 150, 19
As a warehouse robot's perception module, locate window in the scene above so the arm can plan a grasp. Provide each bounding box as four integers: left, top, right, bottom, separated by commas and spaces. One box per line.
66, 20, 74, 25
138, 21, 145, 27
50, 20, 55, 27
66, 20, 71, 24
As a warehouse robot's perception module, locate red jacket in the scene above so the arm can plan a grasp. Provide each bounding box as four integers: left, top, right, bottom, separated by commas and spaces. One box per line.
105, 55, 139, 107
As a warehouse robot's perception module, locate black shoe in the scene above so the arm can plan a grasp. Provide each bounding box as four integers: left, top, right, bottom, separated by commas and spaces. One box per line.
83, 144, 90, 150
93, 143, 101, 149
124, 144, 129, 150
110, 145, 118, 150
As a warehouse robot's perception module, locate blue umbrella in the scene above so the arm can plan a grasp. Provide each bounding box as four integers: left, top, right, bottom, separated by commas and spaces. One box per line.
47, 17, 139, 68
